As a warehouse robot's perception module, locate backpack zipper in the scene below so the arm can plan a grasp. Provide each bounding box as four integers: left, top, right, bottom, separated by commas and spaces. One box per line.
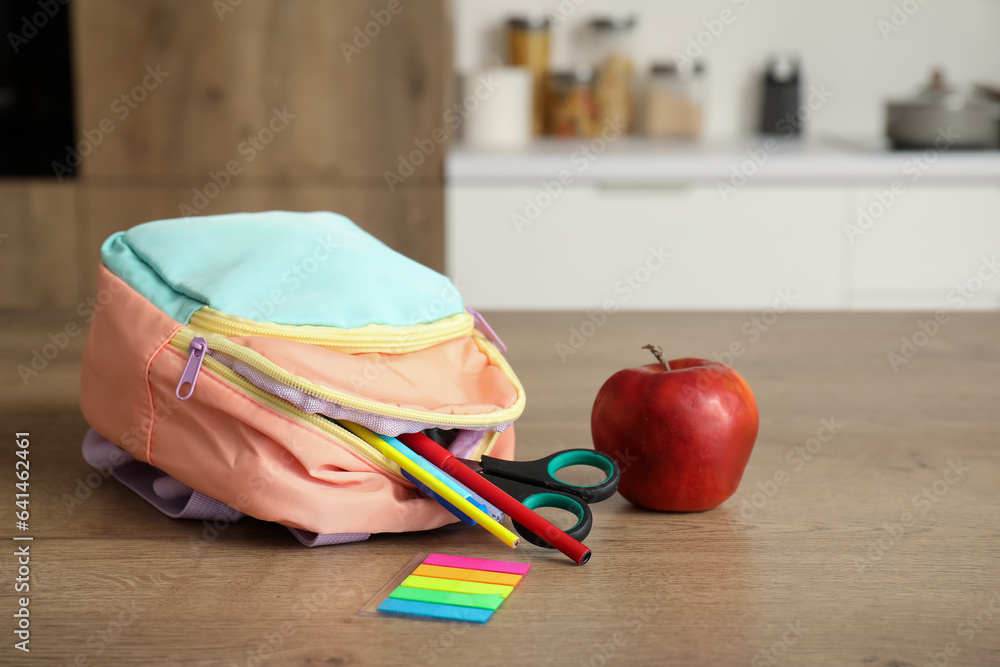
188, 307, 474, 354
175, 337, 208, 400
167, 336, 505, 476
170, 328, 525, 429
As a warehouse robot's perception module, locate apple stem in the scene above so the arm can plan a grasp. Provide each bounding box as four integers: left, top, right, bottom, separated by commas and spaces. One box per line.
642, 344, 671, 371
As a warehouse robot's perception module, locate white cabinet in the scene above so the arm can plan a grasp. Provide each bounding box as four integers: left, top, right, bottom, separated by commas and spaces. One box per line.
446, 142, 1000, 310
849, 186, 1000, 309
447, 185, 849, 309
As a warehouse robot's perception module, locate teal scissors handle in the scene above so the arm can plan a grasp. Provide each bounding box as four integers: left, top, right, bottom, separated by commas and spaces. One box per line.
475, 449, 620, 549
479, 474, 595, 548
478, 449, 620, 504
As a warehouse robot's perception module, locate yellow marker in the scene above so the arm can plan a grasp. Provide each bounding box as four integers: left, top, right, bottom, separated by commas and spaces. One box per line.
337, 420, 520, 549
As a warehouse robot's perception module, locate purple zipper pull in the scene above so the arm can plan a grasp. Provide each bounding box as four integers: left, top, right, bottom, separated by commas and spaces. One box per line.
175, 337, 208, 400
467, 308, 507, 354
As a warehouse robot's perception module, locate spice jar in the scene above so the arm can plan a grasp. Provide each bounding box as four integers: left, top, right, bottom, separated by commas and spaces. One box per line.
645, 62, 706, 139
546, 66, 599, 137
507, 14, 551, 136
589, 15, 636, 133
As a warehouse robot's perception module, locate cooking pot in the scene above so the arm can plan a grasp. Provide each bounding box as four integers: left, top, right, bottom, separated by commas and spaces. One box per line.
886, 70, 1000, 150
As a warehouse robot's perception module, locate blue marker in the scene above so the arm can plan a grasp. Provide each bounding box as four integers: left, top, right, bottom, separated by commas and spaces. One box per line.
377, 432, 503, 523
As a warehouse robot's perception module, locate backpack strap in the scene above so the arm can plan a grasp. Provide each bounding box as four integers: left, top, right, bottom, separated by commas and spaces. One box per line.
81, 429, 369, 546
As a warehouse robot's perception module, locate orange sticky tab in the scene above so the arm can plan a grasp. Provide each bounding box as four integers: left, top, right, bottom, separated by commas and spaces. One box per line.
413, 564, 523, 587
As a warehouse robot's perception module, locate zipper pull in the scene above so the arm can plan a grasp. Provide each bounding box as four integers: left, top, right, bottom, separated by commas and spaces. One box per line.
467, 308, 507, 354
175, 337, 208, 400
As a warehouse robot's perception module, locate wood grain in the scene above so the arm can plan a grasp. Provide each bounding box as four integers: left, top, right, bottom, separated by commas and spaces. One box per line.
0, 181, 80, 308
76, 184, 445, 297
72, 0, 453, 181
0, 0, 452, 311
1, 310, 998, 666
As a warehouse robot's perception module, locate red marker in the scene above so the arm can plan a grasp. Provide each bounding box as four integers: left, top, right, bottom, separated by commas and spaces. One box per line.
398, 432, 598, 566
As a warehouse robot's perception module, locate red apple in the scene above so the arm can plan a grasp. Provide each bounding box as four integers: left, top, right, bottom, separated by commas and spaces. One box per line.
591, 345, 759, 512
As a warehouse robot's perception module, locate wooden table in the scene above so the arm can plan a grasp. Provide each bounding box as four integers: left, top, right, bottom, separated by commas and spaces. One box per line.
3, 310, 998, 666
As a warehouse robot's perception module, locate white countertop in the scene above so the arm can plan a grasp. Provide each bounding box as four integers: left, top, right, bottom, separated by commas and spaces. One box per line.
446, 137, 1000, 185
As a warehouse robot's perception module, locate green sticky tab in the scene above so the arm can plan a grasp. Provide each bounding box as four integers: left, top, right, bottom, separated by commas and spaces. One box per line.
401, 575, 515, 598
390, 586, 504, 610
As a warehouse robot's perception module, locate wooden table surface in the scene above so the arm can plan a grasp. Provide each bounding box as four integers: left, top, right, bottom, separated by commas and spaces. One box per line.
2, 310, 998, 666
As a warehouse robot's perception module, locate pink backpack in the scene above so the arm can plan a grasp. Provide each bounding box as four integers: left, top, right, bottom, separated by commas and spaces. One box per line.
79, 211, 524, 545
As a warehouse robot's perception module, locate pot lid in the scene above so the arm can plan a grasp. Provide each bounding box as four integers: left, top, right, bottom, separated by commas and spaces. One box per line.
892, 69, 1000, 111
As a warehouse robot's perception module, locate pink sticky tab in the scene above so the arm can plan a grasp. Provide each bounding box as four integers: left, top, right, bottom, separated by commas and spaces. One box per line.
424, 553, 531, 576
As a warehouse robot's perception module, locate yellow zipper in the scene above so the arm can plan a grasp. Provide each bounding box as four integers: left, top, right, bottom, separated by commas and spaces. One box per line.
189, 307, 474, 354
474, 429, 500, 460
171, 327, 525, 429
167, 339, 503, 477
167, 338, 402, 477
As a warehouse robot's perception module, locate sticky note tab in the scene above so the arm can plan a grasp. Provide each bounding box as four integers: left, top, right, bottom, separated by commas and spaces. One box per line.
361, 552, 533, 624
414, 564, 522, 587
401, 575, 515, 598
389, 586, 505, 610
377, 598, 494, 623
423, 553, 532, 576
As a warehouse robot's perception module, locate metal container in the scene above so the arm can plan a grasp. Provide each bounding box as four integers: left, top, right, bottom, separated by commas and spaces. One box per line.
886, 70, 1000, 150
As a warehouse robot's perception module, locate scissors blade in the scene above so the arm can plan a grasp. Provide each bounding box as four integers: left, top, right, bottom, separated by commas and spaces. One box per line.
456, 458, 484, 474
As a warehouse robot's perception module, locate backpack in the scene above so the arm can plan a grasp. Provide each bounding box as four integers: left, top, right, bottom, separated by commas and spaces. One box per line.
79, 211, 524, 545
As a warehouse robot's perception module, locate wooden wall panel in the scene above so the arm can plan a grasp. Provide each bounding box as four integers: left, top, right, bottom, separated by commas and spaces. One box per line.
4, 1, 450, 310
72, 0, 452, 181
0, 182, 79, 308
78, 186, 444, 296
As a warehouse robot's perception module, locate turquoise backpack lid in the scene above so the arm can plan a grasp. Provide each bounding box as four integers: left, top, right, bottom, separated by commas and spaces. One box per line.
101, 211, 465, 328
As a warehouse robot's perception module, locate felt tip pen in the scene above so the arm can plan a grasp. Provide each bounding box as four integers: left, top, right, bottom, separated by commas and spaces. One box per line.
336, 421, 520, 549
398, 432, 593, 566
372, 432, 503, 522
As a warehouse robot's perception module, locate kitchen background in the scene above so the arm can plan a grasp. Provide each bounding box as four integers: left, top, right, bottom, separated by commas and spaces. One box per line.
447, 0, 1000, 312
1, 0, 998, 313
454, 0, 1000, 140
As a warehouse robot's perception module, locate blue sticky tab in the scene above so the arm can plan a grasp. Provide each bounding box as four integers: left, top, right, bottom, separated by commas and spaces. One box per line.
377, 598, 495, 623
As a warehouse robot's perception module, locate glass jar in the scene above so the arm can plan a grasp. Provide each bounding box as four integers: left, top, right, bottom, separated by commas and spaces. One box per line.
507, 14, 551, 136
462, 67, 533, 150
645, 61, 706, 139
546, 66, 599, 137
589, 15, 636, 133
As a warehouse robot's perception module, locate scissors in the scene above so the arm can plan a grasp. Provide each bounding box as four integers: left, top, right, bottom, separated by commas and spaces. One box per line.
459, 449, 620, 549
